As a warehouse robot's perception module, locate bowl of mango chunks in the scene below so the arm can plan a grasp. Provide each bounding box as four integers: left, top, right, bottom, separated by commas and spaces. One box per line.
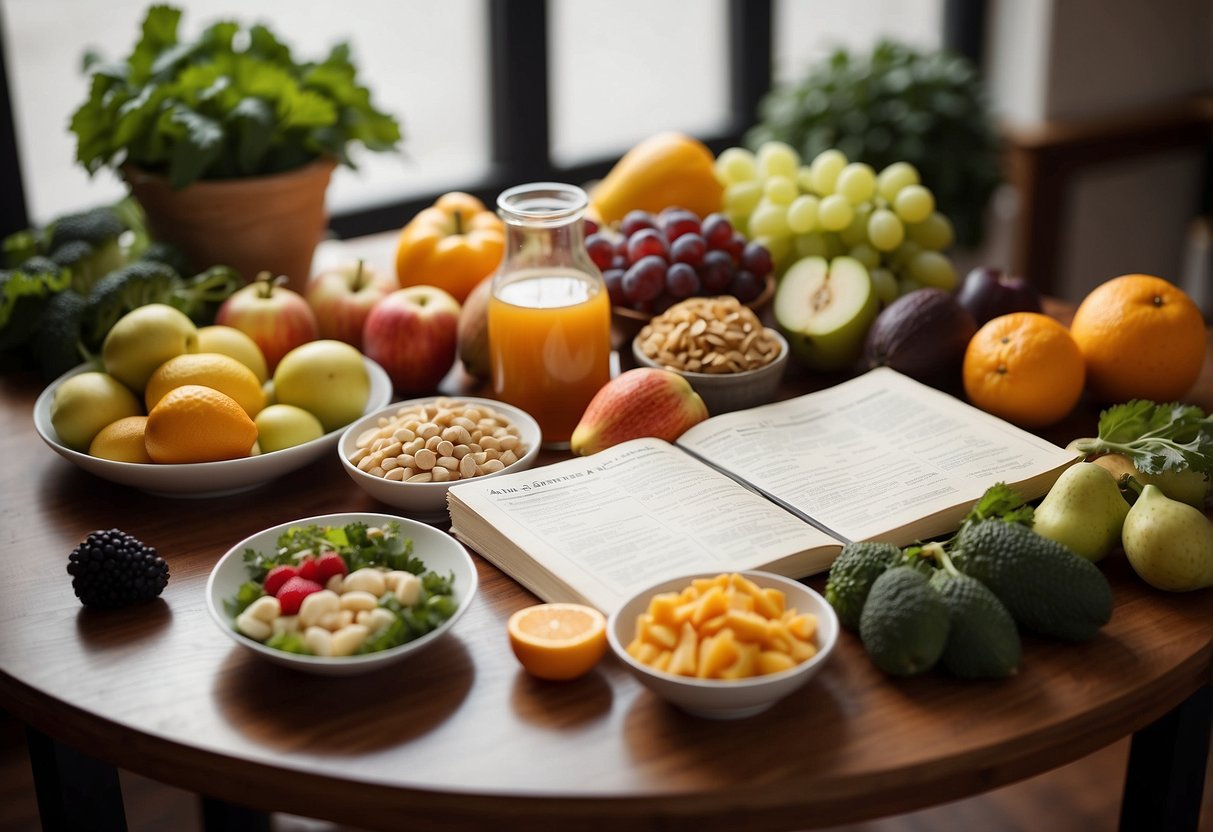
607, 570, 838, 719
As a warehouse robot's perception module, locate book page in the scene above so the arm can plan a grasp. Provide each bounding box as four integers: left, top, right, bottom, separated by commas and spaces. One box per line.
677, 367, 1076, 544
447, 438, 841, 611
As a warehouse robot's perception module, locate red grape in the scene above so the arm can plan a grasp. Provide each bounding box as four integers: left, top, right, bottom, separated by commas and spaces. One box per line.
584, 217, 599, 236
729, 269, 764, 303
603, 268, 626, 305
622, 255, 667, 303
621, 210, 658, 237
723, 232, 746, 264
698, 249, 734, 294
659, 208, 702, 242
585, 233, 615, 271
670, 233, 707, 267
626, 228, 669, 264
665, 262, 701, 298
701, 213, 734, 249
610, 254, 628, 271
740, 241, 773, 279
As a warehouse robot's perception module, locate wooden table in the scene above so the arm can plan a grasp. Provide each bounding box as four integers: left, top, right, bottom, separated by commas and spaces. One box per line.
1, 305, 1211, 832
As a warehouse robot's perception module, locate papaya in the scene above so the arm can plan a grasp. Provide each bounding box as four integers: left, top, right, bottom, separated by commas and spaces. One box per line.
588, 132, 724, 225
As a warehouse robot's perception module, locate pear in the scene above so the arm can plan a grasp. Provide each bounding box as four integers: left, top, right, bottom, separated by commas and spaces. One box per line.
1079, 449, 1210, 509
1121, 484, 1213, 592
1032, 463, 1129, 562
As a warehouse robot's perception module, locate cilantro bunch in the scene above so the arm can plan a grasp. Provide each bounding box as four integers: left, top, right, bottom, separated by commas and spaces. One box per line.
1070, 400, 1213, 475
71, 5, 402, 190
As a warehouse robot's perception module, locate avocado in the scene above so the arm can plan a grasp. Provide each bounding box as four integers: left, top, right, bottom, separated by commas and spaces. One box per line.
825, 541, 903, 631
955, 519, 1112, 642
859, 566, 950, 676
862, 287, 977, 389
929, 570, 1021, 679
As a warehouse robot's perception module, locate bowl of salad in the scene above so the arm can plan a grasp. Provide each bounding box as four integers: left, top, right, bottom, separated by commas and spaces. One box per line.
207, 512, 477, 675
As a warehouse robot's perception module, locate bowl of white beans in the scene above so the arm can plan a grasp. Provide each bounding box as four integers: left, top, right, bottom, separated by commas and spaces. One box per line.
338, 397, 542, 523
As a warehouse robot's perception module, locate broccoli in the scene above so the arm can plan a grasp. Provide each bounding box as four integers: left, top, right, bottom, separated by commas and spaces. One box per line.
0, 258, 72, 351
31, 289, 88, 380
46, 206, 133, 295
84, 260, 182, 348
47, 206, 128, 251
139, 240, 194, 277
2, 228, 41, 268
177, 265, 242, 324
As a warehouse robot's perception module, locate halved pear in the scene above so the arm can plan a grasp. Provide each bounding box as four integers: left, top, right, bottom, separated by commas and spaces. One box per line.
774, 256, 878, 371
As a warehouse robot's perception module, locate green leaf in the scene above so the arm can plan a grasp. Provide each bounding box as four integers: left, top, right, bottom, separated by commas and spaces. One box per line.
223, 580, 263, 618
130, 5, 182, 82
960, 483, 1035, 528
230, 97, 276, 174
168, 109, 224, 188
1080, 400, 1213, 475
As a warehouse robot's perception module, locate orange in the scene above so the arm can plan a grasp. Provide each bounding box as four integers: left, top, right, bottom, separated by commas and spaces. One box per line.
507, 603, 608, 681
963, 312, 1085, 428
88, 416, 152, 463
144, 352, 267, 418
144, 384, 258, 464
1070, 274, 1207, 403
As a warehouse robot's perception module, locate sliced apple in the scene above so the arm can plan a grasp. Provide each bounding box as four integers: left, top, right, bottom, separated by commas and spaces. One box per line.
774, 256, 878, 371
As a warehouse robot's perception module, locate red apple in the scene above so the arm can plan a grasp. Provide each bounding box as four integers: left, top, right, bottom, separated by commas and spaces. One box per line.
305, 259, 395, 349
362, 286, 461, 394
216, 273, 319, 372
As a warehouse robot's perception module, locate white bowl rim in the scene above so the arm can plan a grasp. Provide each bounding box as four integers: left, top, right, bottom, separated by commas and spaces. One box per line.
205, 511, 478, 669
631, 329, 788, 381
607, 569, 838, 689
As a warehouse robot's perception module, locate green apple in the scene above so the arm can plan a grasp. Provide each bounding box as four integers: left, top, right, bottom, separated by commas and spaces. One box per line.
50, 371, 144, 451
1122, 484, 1213, 591
102, 304, 199, 392
774, 256, 878, 371
254, 404, 325, 452
1032, 463, 1129, 562
272, 340, 370, 432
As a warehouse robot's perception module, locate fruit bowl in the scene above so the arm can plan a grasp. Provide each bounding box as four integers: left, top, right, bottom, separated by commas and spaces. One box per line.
339, 396, 542, 524
607, 571, 838, 719
206, 512, 478, 676
33, 357, 392, 498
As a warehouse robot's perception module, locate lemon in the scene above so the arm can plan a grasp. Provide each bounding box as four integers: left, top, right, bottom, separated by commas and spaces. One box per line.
101, 304, 198, 393
144, 385, 257, 464
254, 404, 325, 452
88, 416, 152, 463
145, 353, 267, 418
196, 325, 269, 383
50, 372, 144, 451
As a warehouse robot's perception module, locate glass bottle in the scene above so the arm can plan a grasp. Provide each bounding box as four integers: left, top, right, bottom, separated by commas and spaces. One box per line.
488, 183, 612, 449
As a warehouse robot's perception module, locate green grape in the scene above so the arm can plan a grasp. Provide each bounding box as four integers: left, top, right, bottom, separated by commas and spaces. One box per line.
753, 233, 792, 267
890, 240, 923, 270
749, 200, 791, 238
823, 233, 848, 259
849, 243, 881, 270
817, 193, 853, 231
898, 276, 924, 297
870, 268, 900, 305
756, 141, 800, 179
908, 250, 958, 291
715, 147, 757, 185
876, 161, 921, 203
905, 211, 955, 251
835, 162, 877, 204
809, 149, 848, 195
893, 184, 935, 224
795, 233, 829, 259
724, 181, 763, 216
795, 165, 816, 192
838, 202, 873, 247
867, 208, 905, 252
786, 194, 820, 234
763, 175, 799, 206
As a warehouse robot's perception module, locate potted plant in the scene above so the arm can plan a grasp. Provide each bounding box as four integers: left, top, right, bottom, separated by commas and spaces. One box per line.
69, 4, 402, 290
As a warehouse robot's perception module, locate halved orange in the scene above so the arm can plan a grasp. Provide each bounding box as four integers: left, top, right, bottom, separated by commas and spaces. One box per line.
507, 603, 608, 681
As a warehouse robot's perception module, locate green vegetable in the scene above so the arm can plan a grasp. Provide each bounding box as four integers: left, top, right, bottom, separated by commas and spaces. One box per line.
1071, 400, 1213, 476
46, 205, 133, 294
31, 290, 89, 380
925, 542, 1021, 679
265, 631, 309, 654
824, 541, 902, 631
858, 566, 950, 676
224, 580, 264, 618
71, 4, 402, 190
0, 259, 72, 351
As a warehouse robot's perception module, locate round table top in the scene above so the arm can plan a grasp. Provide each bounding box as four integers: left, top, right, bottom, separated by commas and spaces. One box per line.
2, 321, 1212, 831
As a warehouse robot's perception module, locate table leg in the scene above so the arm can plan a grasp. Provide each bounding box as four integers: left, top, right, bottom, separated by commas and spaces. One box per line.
200, 796, 272, 832
1120, 684, 1211, 832
24, 726, 127, 832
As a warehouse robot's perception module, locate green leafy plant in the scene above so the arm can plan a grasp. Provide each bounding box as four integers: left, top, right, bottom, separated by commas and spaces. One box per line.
1071, 400, 1213, 475
746, 40, 1001, 247
71, 4, 402, 190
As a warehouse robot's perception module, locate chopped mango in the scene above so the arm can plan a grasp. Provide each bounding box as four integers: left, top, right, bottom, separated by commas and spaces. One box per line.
668, 621, 699, 676
720, 642, 760, 679
646, 622, 678, 650
691, 585, 729, 626
697, 628, 740, 678
758, 650, 797, 675
648, 592, 681, 627
723, 609, 768, 643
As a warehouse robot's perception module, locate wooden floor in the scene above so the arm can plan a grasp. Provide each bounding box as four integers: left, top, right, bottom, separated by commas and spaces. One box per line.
2, 709, 1210, 832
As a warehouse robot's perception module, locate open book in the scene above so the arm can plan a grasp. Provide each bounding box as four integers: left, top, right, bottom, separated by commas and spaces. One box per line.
447, 367, 1077, 612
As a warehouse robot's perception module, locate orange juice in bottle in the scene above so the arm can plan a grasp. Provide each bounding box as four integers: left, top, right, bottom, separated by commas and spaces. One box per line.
488, 184, 611, 448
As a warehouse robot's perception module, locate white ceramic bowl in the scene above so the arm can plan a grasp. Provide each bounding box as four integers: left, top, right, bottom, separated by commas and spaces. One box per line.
33, 357, 392, 498
607, 570, 838, 719
339, 396, 542, 524
206, 512, 478, 676
631, 329, 789, 415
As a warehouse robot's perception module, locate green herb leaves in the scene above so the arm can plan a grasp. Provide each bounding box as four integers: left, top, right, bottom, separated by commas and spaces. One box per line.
1073, 400, 1213, 475
72, 4, 401, 189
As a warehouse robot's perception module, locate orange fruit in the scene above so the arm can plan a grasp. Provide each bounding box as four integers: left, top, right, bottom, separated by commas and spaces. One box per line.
144, 384, 258, 464
144, 352, 267, 418
88, 416, 152, 463
962, 312, 1085, 428
1070, 274, 1207, 403
507, 603, 608, 681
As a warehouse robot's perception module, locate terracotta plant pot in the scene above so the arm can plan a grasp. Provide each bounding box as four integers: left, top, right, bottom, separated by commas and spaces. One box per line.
123, 158, 337, 292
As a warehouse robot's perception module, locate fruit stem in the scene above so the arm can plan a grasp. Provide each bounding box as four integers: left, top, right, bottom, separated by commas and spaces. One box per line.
352, 259, 366, 291
920, 541, 959, 576
1122, 474, 1145, 502
253, 271, 287, 298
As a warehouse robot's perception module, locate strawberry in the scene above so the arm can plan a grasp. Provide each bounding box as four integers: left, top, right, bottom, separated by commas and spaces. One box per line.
275, 576, 323, 616
314, 552, 349, 586
298, 556, 321, 583
262, 564, 299, 597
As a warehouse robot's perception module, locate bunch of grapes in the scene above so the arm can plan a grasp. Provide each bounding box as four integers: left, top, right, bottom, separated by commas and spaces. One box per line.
714, 141, 958, 303
585, 207, 773, 313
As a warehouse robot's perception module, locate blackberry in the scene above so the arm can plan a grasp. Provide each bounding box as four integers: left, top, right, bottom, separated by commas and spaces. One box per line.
66, 529, 169, 609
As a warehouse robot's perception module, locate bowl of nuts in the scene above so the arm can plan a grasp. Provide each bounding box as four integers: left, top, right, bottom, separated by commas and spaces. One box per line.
339, 397, 541, 523
631, 296, 788, 415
